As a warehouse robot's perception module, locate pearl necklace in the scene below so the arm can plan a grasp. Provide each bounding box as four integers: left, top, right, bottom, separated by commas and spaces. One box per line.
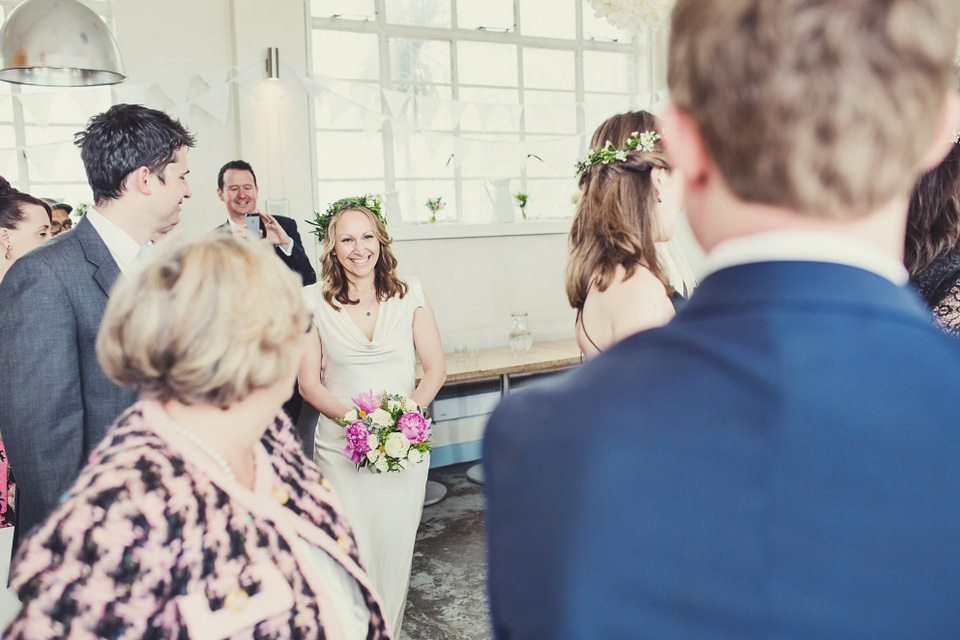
167, 418, 237, 482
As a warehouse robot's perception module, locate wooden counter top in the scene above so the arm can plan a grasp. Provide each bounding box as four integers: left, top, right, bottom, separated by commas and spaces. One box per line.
417, 338, 581, 384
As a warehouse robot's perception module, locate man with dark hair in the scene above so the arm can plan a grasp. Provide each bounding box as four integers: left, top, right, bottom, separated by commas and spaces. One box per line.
484, 0, 960, 637
216, 159, 316, 424
0, 104, 195, 545
41, 198, 73, 236
216, 159, 315, 286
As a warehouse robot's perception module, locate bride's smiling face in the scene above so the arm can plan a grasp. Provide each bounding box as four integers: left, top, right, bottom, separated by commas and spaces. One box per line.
333, 208, 380, 280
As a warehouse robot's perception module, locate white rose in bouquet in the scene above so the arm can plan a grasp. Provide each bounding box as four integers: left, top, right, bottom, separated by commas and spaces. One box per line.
403, 398, 420, 412
387, 399, 403, 412
407, 448, 424, 465
374, 457, 389, 473
344, 408, 359, 422
367, 447, 381, 463
384, 432, 411, 458
371, 408, 393, 426
366, 434, 379, 450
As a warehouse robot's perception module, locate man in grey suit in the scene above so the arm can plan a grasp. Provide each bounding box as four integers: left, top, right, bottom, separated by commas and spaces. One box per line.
0, 104, 195, 545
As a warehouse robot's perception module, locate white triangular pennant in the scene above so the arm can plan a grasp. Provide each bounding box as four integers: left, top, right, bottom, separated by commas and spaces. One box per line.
192, 83, 232, 125
414, 95, 440, 130
16, 93, 54, 128
473, 102, 498, 130
156, 76, 191, 106
70, 88, 105, 116
234, 64, 264, 99
24, 143, 62, 182
422, 130, 447, 160
360, 108, 386, 139
447, 100, 467, 128
0, 148, 18, 176
200, 68, 229, 87
382, 89, 409, 120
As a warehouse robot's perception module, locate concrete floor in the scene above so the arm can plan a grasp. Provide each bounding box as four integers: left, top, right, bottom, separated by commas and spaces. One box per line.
400, 462, 492, 640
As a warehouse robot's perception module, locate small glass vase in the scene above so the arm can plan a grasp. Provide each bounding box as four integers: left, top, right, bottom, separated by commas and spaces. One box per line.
509, 312, 533, 359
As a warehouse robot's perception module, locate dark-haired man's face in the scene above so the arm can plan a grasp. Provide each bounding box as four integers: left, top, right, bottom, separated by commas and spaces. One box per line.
218, 169, 258, 224
149, 147, 191, 233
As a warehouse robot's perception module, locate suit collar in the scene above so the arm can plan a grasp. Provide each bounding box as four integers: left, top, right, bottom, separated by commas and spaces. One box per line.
704, 230, 908, 286
683, 261, 930, 324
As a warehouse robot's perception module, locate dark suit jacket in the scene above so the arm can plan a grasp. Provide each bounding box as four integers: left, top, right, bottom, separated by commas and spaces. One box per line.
0, 216, 137, 542
218, 215, 316, 286
484, 261, 960, 639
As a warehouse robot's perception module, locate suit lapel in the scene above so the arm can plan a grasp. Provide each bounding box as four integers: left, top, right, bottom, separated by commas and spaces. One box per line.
74, 215, 122, 297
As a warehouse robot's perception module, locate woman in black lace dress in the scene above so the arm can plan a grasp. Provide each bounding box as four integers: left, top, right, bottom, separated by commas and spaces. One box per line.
905, 137, 960, 335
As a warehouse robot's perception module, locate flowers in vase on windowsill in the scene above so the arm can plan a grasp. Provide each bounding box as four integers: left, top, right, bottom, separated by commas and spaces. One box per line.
513, 192, 529, 220
425, 196, 445, 223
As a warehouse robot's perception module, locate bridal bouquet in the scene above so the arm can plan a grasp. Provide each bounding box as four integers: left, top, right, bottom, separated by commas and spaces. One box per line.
334, 390, 432, 473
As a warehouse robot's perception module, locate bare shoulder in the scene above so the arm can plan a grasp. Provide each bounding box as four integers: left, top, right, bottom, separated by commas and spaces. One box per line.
597, 265, 674, 336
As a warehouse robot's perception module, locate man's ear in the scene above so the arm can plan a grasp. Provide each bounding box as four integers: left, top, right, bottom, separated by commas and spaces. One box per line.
662, 104, 710, 192
125, 166, 153, 196
917, 91, 960, 173
217, 188, 225, 202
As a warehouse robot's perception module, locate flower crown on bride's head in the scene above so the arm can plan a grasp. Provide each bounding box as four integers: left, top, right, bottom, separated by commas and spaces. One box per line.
309, 194, 387, 243
575, 130, 662, 175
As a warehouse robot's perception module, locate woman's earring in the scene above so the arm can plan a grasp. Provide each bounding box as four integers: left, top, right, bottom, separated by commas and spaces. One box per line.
657, 198, 662, 203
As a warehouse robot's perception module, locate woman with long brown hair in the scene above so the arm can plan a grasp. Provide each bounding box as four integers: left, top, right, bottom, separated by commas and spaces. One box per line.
905, 137, 960, 334
298, 195, 445, 637
566, 110, 685, 358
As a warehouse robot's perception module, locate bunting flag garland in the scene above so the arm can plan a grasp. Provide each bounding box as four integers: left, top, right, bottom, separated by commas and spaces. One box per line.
0, 58, 663, 186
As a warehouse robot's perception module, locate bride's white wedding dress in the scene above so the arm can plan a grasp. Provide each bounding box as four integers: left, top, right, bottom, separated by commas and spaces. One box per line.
305, 277, 429, 636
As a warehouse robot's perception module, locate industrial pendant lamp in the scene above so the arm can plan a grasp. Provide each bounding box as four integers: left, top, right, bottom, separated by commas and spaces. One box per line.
0, 0, 125, 86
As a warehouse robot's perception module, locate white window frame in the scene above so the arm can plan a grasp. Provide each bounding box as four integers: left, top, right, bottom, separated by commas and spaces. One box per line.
307, 0, 653, 240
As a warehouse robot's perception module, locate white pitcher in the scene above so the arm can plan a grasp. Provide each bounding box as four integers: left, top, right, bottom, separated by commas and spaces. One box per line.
484, 178, 515, 223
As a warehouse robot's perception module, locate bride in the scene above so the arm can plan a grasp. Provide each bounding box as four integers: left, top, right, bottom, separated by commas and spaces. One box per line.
298, 195, 446, 636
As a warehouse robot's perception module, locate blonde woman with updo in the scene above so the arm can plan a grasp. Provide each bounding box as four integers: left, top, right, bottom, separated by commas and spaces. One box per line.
4, 234, 391, 639
298, 195, 445, 637
566, 110, 686, 358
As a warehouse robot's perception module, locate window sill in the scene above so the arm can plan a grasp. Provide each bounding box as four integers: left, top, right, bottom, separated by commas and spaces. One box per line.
390, 218, 571, 241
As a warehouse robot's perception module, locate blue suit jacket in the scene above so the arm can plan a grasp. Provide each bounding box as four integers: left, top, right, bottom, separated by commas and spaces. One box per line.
484, 261, 960, 639
0, 216, 137, 543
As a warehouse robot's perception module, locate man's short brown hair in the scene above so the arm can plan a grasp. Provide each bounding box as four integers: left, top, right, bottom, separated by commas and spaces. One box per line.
668, 0, 960, 219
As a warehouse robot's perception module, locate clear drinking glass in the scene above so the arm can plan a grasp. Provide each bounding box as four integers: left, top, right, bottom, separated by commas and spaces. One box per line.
509, 312, 533, 359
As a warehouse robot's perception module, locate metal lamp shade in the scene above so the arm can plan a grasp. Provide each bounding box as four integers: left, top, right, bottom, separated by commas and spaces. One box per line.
0, 0, 124, 86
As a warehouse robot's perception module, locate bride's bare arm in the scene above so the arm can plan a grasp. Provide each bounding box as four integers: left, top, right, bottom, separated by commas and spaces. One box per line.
411, 293, 446, 408
298, 325, 351, 420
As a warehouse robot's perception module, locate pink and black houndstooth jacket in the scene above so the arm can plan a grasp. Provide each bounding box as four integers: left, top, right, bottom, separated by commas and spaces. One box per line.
3, 400, 390, 640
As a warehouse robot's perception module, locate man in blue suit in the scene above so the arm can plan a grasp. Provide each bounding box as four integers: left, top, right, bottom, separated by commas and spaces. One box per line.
483, 0, 960, 638
0, 104, 195, 547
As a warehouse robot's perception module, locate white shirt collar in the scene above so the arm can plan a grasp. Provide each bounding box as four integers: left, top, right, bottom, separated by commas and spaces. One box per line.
702, 230, 909, 285
84, 208, 144, 274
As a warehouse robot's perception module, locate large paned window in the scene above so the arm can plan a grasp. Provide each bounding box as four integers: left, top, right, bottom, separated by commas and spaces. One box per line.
0, 1, 113, 206
309, 0, 652, 229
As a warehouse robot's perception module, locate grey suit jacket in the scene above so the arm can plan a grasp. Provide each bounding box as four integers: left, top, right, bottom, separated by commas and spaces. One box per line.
0, 216, 136, 542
